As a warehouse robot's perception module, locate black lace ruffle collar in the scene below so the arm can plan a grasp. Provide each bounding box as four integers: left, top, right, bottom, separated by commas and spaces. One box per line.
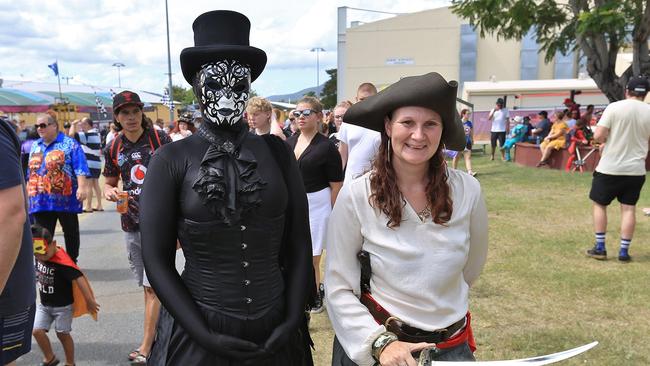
192, 122, 266, 226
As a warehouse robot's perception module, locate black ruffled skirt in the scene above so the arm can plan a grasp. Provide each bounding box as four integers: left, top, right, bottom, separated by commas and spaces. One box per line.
148, 301, 313, 365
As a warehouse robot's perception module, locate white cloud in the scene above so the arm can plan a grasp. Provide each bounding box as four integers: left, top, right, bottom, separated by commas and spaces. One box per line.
0, 0, 450, 96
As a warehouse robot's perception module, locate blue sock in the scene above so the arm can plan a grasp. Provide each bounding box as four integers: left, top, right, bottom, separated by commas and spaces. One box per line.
620, 238, 631, 256
595, 232, 606, 251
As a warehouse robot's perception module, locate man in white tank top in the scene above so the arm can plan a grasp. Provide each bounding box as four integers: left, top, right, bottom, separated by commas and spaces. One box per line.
338, 83, 381, 182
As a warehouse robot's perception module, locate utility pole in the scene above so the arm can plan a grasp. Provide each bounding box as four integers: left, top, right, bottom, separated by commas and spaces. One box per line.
165, 0, 174, 123
112, 62, 125, 87
310, 47, 325, 95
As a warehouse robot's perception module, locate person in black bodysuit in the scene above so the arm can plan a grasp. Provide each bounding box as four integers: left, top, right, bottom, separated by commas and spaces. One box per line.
139, 11, 314, 365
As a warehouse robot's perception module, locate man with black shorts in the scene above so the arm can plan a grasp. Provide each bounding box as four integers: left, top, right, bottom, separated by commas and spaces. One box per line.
0, 118, 36, 366
488, 97, 509, 161
587, 76, 650, 262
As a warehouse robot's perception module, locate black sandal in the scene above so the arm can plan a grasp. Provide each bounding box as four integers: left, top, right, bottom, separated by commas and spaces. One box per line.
40, 356, 60, 366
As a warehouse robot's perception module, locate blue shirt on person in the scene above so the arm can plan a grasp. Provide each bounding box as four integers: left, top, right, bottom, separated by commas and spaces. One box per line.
27, 131, 89, 214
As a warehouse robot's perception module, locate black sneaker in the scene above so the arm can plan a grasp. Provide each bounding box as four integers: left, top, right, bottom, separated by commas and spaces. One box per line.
309, 283, 326, 314
309, 296, 324, 314
318, 283, 325, 302
618, 253, 632, 262
586, 246, 607, 260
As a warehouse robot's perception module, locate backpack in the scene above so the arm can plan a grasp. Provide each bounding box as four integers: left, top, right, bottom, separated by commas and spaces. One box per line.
109, 128, 162, 167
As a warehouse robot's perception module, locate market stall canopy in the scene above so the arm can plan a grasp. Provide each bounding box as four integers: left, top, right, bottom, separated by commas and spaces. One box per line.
0, 80, 164, 113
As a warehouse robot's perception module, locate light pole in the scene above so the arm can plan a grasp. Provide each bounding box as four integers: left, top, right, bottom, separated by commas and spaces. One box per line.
310, 47, 325, 93
112, 62, 125, 87
164, 0, 174, 123
62, 76, 73, 85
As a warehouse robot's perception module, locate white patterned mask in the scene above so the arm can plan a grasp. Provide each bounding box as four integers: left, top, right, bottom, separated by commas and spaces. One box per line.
197, 60, 251, 127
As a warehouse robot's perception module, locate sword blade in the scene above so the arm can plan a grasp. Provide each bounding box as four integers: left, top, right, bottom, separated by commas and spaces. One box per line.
431, 341, 598, 365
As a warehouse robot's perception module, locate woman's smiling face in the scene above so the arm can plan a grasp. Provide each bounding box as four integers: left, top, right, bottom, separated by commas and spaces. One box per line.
384, 106, 443, 168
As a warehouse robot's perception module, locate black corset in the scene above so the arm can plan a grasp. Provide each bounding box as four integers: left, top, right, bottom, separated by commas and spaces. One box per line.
178, 213, 285, 318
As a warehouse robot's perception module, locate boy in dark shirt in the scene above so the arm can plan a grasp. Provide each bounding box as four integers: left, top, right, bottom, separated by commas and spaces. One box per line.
31, 225, 99, 366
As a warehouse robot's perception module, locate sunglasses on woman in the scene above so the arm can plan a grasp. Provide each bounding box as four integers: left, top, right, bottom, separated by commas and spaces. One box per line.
292, 109, 314, 118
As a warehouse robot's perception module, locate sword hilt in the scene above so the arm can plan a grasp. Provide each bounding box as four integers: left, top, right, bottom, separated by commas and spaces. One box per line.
417, 345, 438, 366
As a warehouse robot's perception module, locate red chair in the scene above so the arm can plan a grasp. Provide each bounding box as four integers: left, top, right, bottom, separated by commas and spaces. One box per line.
565, 128, 597, 172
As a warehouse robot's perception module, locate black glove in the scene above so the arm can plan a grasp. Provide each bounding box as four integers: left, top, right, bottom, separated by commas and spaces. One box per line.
211, 333, 266, 361
261, 321, 296, 355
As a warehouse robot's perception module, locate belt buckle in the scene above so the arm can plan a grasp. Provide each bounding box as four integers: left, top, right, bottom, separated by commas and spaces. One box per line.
384, 316, 402, 328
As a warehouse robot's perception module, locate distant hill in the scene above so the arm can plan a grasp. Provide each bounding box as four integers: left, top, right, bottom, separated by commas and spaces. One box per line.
266, 85, 323, 103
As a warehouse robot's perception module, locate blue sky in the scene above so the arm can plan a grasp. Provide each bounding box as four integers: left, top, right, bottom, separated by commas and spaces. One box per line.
0, 0, 450, 97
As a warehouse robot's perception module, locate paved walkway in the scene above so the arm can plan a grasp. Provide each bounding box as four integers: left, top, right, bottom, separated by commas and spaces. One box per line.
17, 205, 151, 365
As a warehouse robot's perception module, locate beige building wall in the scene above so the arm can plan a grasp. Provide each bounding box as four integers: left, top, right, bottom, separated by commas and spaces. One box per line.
344, 6, 563, 99
344, 7, 463, 100
146, 104, 175, 125
538, 53, 556, 80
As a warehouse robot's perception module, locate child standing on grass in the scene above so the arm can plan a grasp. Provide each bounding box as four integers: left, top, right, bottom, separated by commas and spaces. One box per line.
31, 224, 99, 366
452, 108, 478, 176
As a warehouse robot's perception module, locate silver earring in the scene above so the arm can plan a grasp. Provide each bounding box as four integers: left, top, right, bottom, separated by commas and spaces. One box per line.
387, 138, 392, 163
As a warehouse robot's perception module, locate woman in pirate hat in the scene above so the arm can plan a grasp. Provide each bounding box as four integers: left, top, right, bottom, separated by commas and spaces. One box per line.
324, 72, 488, 365
139, 10, 314, 365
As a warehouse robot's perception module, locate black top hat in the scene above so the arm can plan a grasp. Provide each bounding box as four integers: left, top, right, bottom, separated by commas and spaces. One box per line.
343, 72, 465, 151
180, 10, 267, 84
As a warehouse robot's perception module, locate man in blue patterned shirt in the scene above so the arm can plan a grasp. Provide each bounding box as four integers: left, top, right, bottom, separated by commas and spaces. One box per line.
27, 114, 89, 263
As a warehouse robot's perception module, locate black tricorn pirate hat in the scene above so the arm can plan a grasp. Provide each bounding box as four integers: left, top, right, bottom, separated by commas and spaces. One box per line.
342, 72, 466, 151
180, 10, 267, 84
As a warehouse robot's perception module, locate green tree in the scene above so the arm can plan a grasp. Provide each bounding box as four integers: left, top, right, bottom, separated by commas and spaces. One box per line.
304, 91, 317, 97
451, 0, 650, 101
320, 68, 337, 109
171, 85, 195, 105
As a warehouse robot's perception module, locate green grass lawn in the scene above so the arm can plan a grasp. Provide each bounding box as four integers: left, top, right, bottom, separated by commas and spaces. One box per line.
310, 153, 650, 365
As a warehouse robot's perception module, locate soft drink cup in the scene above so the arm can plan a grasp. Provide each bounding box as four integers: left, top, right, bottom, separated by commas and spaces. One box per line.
116, 192, 129, 214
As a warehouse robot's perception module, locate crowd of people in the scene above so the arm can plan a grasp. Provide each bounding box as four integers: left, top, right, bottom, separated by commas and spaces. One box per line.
2, 75, 649, 366
475, 94, 604, 171
1, 9, 649, 366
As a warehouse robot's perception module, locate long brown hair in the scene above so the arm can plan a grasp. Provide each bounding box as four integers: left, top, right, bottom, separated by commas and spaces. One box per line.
368, 130, 453, 228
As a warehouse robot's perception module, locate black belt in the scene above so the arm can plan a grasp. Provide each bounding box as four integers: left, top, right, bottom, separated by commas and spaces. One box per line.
360, 292, 466, 344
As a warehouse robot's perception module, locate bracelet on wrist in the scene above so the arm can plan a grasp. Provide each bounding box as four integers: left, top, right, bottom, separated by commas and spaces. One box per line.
371, 331, 398, 361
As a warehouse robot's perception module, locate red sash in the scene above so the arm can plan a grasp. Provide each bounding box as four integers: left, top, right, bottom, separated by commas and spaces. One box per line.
48, 247, 97, 320
435, 312, 476, 352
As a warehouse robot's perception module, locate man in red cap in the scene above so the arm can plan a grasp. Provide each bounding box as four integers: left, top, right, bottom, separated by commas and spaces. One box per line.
102, 90, 171, 364
563, 98, 580, 119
